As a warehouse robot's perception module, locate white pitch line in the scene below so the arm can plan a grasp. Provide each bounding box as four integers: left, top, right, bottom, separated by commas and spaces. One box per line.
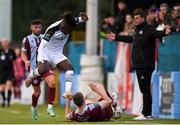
0, 108, 20, 114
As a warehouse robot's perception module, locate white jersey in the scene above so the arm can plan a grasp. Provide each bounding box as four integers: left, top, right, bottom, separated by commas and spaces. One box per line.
38, 20, 69, 54
37, 17, 83, 65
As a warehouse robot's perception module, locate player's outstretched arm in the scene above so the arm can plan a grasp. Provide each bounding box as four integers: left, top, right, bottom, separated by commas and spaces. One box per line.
64, 98, 72, 120
106, 32, 133, 43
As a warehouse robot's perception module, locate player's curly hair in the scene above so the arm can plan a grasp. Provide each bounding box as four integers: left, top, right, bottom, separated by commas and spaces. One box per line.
60, 11, 76, 27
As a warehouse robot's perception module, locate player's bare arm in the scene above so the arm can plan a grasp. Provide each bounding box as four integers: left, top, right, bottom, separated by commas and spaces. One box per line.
21, 51, 30, 70
65, 98, 73, 120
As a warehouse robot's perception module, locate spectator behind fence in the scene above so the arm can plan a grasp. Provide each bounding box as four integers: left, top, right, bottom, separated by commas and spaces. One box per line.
173, 3, 180, 19
156, 11, 165, 31
115, 0, 128, 33
123, 14, 134, 35
101, 13, 120, 34
160, 3, 175, 27
172, 3, 180, 32
146, 7, 159, 27
0, 38, 16, 107
13, 46, 25, 101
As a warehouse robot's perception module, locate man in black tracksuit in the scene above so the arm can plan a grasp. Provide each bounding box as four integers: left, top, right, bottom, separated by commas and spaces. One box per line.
107, 8, 171, 120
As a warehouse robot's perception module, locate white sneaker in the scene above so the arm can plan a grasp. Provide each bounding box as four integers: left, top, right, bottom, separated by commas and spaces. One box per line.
146, 115, 153, 120
133, 114, 146, 120
47, 108, 55, 117
31, 107, 38, 120
112, 104, 122, 119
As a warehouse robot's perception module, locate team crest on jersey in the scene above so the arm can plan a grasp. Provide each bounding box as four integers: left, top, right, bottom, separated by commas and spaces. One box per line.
139, 30, 143, 34
33, 79, 38, 84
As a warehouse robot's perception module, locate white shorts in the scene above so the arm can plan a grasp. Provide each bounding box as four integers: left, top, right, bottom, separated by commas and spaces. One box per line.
37, 50, 67, 66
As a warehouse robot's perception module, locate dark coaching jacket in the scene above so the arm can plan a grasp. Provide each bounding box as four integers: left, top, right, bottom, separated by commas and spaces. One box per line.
114, 21, 166, 70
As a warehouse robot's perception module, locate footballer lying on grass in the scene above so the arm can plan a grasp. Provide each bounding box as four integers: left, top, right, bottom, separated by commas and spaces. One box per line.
64, 83, 122, 122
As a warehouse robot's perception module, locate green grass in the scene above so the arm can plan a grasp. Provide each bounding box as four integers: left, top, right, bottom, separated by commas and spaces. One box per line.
0, 104, 180, 124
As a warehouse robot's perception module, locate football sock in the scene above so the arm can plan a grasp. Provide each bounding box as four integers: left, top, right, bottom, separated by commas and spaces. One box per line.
65, 70, 73, 92
32, 94, 39, 108
48, 104, 53, 109
65, 82, 72, 92
48, 87, 55, 105
7, 90, 12, 106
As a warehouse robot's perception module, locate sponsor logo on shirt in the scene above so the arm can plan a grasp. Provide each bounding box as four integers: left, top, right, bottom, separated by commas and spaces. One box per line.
55, 36, 67, 41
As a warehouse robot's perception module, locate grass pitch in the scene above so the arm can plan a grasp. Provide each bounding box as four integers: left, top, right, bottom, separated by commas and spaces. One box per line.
0, 104, 180, 124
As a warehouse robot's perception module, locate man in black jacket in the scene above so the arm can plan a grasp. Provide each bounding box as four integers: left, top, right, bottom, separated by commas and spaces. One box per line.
107, 8, 171, 120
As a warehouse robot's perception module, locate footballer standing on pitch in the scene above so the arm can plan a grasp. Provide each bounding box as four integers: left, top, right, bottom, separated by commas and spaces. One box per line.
0, 38, 16, 107
21, 19, 56, 119
24, 11, 88, 100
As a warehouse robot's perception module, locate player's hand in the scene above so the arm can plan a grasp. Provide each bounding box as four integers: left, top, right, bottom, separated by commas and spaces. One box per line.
79, 12, 88, 21
89, 82, 98, 92
106, 32, 115, 41
25, 60, 30, 70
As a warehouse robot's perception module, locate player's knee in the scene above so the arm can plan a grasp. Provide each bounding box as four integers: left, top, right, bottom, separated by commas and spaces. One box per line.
65, 70, 74, 82
49, 83, 55, 88
48, 79, 55, 88
45, 75, 55, 88
39, 61, 51, 75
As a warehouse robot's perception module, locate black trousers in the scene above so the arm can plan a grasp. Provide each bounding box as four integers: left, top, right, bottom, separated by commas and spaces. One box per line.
136, 69, 154, 116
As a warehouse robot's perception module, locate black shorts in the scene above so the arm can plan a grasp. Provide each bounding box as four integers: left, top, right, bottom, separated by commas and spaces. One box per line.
0, 70, 14, 84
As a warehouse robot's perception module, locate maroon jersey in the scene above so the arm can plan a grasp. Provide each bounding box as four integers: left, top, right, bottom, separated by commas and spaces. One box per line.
68, 103, 113, 122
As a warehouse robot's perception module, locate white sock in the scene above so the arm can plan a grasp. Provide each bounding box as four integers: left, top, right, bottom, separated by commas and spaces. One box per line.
33, 68, 41, 76
29, 70, 35, 78
31, 106, 36, 110
65, 70, 73, 92
48, 104, 53, 109
65, 82, 72, 92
